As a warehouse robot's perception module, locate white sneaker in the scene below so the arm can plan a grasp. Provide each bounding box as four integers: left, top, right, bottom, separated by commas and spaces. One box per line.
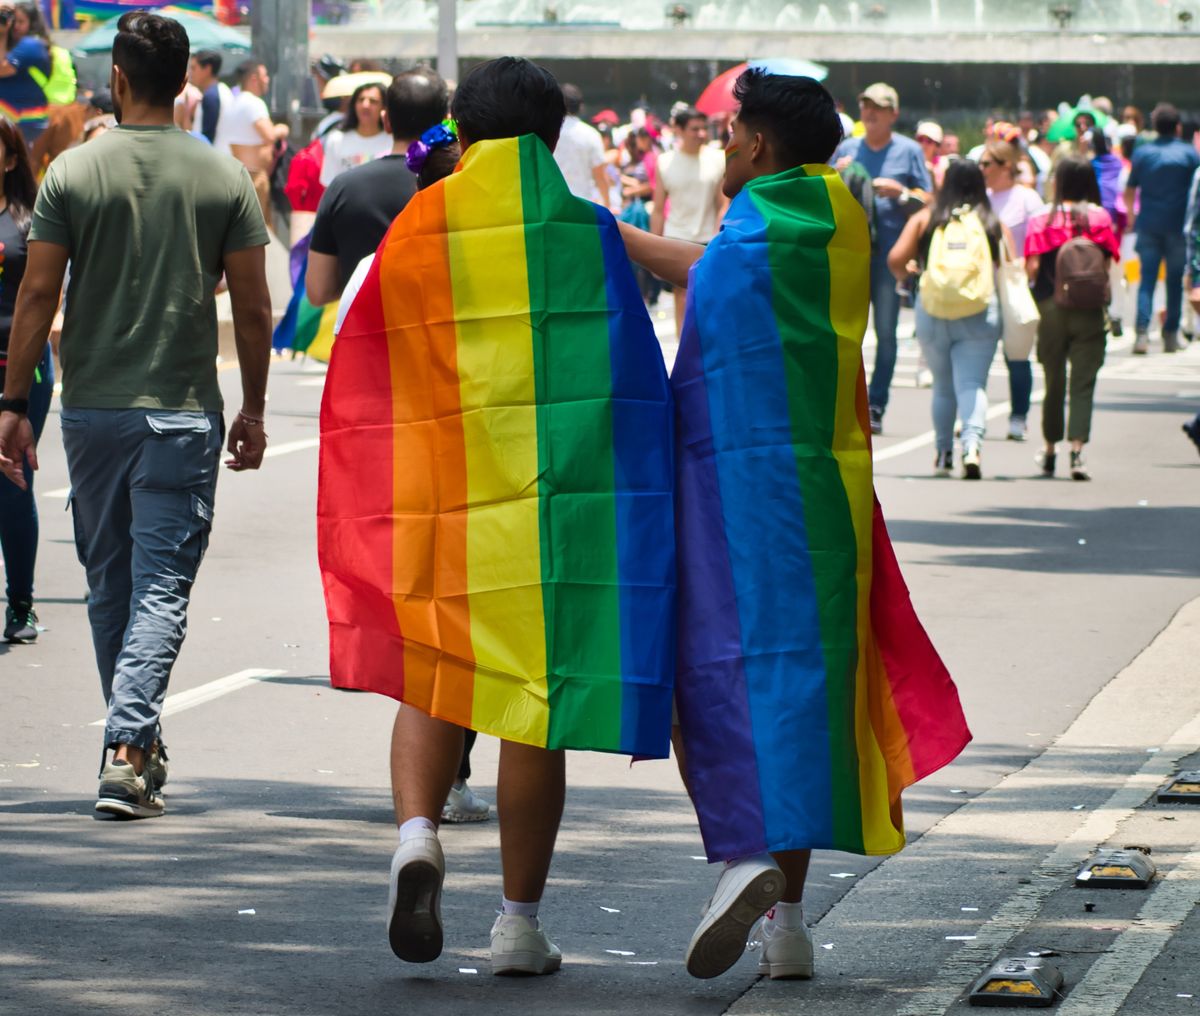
490, 913, 562, 975
387, 830, 445, 962
1007, 416, 1027, 441
685, 855, 784, 979
752, 910, 814, 980
441, 780, 490, 823
916, 367, 933, 388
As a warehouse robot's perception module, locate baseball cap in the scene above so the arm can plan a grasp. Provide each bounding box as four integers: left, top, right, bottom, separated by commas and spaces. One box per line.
916, 120, 943, 144
591, 108, 619, 127
858, 82, 899, 110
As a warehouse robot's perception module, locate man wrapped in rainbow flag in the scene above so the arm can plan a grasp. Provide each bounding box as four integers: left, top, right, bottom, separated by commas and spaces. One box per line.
318, 58, 675, 974
621, 68, 971, 982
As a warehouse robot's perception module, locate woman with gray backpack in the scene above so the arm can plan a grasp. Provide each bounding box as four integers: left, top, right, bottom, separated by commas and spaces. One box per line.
889, 159, 1016, 480
1023, 156, 1121, 480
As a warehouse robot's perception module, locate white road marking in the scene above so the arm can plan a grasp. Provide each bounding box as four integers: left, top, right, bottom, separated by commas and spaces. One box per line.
89, 668, 287, 726
44, 487, 70, 499
874, 389, 1046, 464
1056, 848, 1200, 1016
263, 437, 319, 458
894, 710, 1200, 1016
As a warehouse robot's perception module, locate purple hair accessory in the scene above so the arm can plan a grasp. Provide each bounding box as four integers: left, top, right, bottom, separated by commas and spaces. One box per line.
406, 120, 458, 173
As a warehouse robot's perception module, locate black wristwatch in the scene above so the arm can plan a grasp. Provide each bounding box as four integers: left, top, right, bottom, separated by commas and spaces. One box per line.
0, 397, 29, 415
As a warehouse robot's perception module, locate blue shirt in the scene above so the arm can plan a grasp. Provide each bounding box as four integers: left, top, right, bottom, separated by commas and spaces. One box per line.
1128, 136, 1200, 235
0, 36, 50, 142
835, 133, 931, 257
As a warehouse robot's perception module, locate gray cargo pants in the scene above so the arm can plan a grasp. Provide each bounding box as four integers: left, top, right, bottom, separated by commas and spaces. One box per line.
62, 408, 222, 752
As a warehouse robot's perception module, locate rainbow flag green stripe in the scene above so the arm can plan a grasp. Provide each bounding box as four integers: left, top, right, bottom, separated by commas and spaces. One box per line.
318, 136, 675, 756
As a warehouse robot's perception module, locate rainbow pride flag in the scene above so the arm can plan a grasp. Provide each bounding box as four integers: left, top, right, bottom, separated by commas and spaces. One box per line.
272, 234, 337, 361
318, 136, 676, 756
72, 0, 206, 21
673, 163, 970, 862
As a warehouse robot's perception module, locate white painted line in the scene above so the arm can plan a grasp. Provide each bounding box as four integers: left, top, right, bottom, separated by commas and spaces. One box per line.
263, 437, 319, 458
44, 486, 70, 499
874, 389, 1046, 464
894, 710, 1200, 1016
89, 668, 287, 726
1056, 848, 1200, 1016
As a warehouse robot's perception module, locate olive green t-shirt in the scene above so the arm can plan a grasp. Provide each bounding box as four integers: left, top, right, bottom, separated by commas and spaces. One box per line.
30, 125, 269, 410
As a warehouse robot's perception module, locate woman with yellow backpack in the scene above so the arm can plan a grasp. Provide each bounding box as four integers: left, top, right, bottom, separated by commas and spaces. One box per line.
889, 159, 1017, 480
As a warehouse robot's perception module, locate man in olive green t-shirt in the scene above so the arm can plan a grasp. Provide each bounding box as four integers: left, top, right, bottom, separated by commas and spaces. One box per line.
0, 12, 272, 820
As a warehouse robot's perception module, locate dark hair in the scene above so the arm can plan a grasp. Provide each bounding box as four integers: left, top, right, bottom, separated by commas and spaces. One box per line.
13, 2, 49, 43
1152, 102, 1180, 135
732, 68, 843, 167
341, 81, 385, 132
1050, 154, 1102, 224
112, 12, 190, 108
192, 49, 223, 77
451, 57, 565, 152
235, 58, 264, 86
672, 105, 704, 130
922, 159, 1002, 261
386, 67, 448, 139
0, 116, 37, 233
418, 139, 461, 190
562, 83, 583, 116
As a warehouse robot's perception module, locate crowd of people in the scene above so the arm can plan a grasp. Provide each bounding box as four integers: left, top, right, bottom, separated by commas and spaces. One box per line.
0, 4, 1193, 992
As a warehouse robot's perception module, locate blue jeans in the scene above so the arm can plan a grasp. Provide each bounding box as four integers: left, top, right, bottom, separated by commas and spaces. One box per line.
916, 300, 1001, 453
868, 255, 903, 412
0, 345, 54, 603
1135, 230, 1186, 333
62, 408, 222, 751
1006, 357, 1033, 419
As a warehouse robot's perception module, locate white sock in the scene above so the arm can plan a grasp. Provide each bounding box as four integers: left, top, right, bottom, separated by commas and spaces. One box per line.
501, 896, 539, 920
772, 901, 805, 930
398, 816, 437, 842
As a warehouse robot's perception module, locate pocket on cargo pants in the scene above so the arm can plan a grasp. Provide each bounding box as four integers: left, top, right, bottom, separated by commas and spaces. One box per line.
135, 412, 221, 576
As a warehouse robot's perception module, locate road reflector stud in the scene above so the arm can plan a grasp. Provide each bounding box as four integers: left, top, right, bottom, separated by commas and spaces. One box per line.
969, 957, 1063, 1007
1157, 771, 1200, 805
1074, 848, 1157, 888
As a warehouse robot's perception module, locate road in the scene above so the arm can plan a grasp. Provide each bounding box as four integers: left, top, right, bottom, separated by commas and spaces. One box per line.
2, 307, 1199, 1016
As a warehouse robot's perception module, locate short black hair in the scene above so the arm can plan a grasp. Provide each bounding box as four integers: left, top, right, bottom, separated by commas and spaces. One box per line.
1152, 102, 1180, 135
235, 58, 264, 85
387, 67, 449, 139
451, 57, 565, 152
732, 68, 843, 167
672, 105, 704, 130
112, 12, 189, 108
192, 49, 222, 76
562, 83, 583, 116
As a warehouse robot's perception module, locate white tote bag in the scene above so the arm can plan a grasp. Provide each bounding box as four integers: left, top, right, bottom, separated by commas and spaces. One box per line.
998, 241, 1040, 361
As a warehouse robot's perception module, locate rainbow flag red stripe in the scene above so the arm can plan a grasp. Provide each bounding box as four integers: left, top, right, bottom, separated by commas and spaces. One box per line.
673, 163, 971, 861
318, 136, 676, 756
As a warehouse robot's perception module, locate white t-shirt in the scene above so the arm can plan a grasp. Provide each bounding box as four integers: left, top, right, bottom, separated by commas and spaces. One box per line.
988, 185, 1045, 253
553, 116, 606, 202
659, 146, 726, 244
335, 254, 374, 336
214, 90, 271, 153
319, 129, 394, 187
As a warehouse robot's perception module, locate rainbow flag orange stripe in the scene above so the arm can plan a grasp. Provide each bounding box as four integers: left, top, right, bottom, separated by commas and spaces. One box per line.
318, 136, 676, 756
673, 164, 971, 860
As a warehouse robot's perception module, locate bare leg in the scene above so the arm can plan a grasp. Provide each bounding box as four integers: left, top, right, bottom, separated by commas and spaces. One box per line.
671, 724, 692, 796
673, 287, 688, 338
771, 850, 810, 904
497, 739, 565, 901
113, 744, 146, 774
390, 704, 463, 825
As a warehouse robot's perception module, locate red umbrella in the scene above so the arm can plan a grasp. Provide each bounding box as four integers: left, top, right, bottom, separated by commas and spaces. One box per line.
695, 59, 830, 116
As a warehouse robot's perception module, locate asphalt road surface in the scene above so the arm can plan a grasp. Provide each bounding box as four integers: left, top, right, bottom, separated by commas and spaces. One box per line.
3, 308, 1199, 1016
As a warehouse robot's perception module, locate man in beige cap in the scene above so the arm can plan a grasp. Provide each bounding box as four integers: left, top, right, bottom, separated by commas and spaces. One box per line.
835, 83, 931, 434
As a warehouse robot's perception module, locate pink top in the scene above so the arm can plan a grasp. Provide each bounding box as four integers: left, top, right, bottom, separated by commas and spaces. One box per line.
1024, 202, 1121, 261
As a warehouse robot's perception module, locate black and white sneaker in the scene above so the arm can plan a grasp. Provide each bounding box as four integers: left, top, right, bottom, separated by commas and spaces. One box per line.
934, 450, 953, 476
95, 759, 164, 819
1070, 450, 1091, 481
4, 601, 38, 643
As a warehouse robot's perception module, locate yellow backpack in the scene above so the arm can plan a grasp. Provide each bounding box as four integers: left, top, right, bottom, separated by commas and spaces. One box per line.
920, 205, 994, 320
